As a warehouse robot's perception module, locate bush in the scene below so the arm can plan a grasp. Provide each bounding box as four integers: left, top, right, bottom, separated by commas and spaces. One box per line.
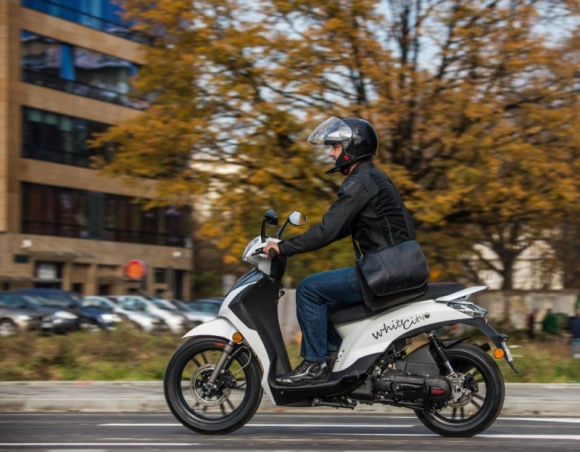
0, 325, 578, 382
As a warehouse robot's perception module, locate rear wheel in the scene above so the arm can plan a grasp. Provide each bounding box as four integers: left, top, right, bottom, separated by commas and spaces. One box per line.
164, 337, 263, 435
414, 343, 504, 437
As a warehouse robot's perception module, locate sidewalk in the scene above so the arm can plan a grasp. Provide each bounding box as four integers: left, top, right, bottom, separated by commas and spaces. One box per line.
0, 382, 579, 415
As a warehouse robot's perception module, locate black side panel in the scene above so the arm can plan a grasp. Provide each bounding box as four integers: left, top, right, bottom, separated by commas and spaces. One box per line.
268, 353, 380, 406
398, 338, 467, 375
229, 272, 292, 377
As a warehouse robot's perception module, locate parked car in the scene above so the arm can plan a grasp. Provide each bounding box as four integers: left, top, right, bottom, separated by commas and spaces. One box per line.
186, 297, 225, 316
11, 289, 122, 332
108, 295, 188, 334
165, 299, 216, 326
0, 299, 49, 336
0, 292, 79, 334
83, 296, 169, 333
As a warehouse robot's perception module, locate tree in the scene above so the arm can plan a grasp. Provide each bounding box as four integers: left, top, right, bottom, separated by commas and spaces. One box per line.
94, 0, 580, 289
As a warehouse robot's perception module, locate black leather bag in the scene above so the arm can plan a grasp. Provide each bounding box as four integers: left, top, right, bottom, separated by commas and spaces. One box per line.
355, 239, 429, 310
352, 176, 429, 311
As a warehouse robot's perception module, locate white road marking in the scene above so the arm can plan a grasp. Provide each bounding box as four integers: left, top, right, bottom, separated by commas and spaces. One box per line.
501, 417, 580, 424
100, 423, 416, 428
0, 444, 203, 447
100, 417, 580, 428
336, 433, 580, 440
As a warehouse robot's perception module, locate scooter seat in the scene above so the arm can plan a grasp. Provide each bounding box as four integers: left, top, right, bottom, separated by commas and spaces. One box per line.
328, 282, 466, 325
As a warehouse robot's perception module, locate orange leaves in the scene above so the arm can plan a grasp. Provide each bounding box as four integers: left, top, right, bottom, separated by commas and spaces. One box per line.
97, 0, 579, 286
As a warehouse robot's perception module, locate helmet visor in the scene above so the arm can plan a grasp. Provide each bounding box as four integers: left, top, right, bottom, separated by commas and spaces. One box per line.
307, 117, 353, 146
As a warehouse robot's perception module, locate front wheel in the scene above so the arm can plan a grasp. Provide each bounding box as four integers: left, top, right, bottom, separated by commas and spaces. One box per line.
415, 343, 505, 437
164, 337, 263, 435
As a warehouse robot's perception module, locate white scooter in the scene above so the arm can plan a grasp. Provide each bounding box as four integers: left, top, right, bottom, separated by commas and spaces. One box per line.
164, 210, 518, 437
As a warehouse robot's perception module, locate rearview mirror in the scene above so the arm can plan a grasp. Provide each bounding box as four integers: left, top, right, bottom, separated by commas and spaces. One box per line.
288, 211, 307, 226
264, 209, 279, 226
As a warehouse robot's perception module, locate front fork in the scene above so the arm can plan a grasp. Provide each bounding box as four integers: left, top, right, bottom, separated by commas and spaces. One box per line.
204, 340, 254, 393
207, 341, 235, 387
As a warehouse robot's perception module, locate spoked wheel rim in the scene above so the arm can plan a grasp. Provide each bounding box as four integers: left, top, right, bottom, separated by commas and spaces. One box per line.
415, 344, 504, 437
432, 363, 488, 425
176, 344, 253, 421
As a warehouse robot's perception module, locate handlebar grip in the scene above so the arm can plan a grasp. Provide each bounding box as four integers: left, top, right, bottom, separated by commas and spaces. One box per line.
268, 248, 278, 257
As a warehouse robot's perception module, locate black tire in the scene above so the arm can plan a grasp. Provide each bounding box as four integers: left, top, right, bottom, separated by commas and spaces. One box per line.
164, 337, 263, 435
414, 343, 505, 437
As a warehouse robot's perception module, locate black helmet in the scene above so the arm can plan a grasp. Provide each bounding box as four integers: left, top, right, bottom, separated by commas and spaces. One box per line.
308, 117, 379, 174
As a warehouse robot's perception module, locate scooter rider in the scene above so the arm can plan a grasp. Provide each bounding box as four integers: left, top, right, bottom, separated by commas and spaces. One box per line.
263, 117, 412, 386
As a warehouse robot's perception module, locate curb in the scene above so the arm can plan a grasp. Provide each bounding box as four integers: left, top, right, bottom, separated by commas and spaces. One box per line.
0, 382, 579, 414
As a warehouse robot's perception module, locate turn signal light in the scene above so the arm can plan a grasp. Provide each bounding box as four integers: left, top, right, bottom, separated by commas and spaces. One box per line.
232, 332, 244, 343
494, 348, 505, 359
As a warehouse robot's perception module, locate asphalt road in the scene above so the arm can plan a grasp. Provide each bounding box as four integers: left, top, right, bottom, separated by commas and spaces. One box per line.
0, 412, 579, 452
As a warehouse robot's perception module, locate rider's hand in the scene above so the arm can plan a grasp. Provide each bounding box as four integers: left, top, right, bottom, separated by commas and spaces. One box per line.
262, 242, 280, 259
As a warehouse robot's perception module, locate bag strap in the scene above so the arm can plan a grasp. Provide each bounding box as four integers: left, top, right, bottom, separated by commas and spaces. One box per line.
351, 176, 415, 259
384, 177, 416, 240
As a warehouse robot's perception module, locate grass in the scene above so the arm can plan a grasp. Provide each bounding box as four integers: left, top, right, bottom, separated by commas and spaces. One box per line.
0, 324, 578, 382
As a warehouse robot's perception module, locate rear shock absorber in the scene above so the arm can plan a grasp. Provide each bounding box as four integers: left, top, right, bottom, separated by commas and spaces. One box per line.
427, 332, 455, 376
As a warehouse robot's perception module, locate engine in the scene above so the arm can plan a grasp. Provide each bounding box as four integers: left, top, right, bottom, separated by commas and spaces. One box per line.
349, 370, 452, 408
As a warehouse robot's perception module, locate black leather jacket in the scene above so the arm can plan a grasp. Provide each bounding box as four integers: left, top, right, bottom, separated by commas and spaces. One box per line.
279, 160, 412, 257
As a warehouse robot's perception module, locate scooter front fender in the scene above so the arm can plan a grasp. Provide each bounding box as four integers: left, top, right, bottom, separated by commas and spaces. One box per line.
182, 317, 237, 340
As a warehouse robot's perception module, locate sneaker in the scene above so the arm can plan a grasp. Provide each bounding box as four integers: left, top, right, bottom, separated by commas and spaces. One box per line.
276, 360, 329, 386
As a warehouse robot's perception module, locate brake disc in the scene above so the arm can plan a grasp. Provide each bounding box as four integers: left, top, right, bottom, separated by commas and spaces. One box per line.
447, 372, 474, 407
190, 363, 232, 407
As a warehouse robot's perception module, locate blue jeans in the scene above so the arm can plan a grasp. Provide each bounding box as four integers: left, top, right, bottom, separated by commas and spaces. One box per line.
296, 267, 364, 363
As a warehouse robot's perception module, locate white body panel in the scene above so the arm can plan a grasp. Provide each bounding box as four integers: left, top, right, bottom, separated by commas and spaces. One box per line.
435, 285, 488, 302
333, 300, 472, 371
181, 278, 487, 405
182, 317, 237, 340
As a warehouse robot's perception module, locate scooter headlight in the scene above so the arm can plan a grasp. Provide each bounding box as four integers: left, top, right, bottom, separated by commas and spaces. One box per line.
242, 237, 260, 261
447, 302, 487, 318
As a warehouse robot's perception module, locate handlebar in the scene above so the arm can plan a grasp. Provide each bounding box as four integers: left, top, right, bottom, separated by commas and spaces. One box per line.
251, 246, 280, 257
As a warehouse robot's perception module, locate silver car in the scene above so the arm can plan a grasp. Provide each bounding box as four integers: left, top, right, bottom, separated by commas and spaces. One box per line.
108, 295, 187, 334
166, 299, 216, 326
83, 296, 169, 333
0, 301, 50, 336
1, 292, 79, 334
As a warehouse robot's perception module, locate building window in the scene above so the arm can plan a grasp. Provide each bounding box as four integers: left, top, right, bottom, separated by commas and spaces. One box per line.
22, 183, 90, 238
22, 107, 112, 168
21, 30, 146, 110
103, 194, 190, 247
154, 268, 166, 284
21, 0, 148, 44
35, 261, 62, 282
21, 182, 190, 247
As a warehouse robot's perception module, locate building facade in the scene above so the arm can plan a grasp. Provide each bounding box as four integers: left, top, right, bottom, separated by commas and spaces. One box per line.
0, 0, 192, 298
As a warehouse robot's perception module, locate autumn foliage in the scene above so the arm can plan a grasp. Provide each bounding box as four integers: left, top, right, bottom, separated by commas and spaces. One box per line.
94, 0, 580, 289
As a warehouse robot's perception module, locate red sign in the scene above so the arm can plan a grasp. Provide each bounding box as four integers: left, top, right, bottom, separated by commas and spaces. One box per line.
124, 260, 147, 280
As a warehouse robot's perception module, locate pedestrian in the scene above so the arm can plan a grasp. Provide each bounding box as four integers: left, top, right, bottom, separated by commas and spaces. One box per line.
527, 308, 538, 340
262, 117, 420, 386
542, 309, 558, 337
570, 311, 580, 358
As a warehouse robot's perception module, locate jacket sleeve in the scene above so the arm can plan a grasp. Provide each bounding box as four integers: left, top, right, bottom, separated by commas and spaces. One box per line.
278, 178, 369, 257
